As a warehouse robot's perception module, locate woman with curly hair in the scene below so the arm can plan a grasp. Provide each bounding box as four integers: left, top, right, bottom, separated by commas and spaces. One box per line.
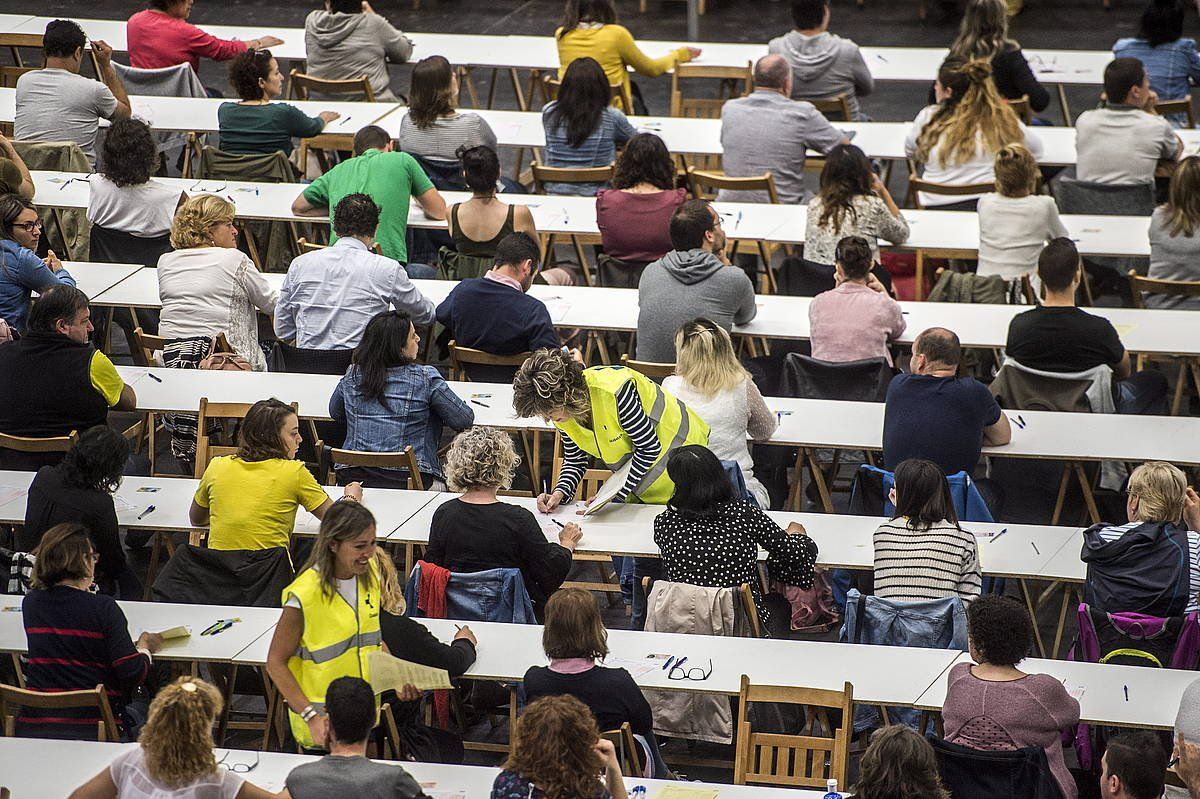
396, 56, 498, 166
330, 310, 474, 490
941, 595, 1080, 799
427, 426, 579, 619
217, 48, 339, 156
69, 676, 281, 798
849, 725, 949, 799
493, 694, 628, 799
803, 143, 908, 269
190, 398, 362, 552
87, 118, 183, 251
904, 56, 1042, 210
23, 425, 138, 598
594, 132, 687, 285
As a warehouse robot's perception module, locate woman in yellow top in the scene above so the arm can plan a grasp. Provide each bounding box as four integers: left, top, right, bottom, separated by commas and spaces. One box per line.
555, 0, 700, 111
189, 398, 362, 551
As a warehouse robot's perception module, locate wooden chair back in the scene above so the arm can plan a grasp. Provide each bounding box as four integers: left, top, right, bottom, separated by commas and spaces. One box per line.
542, 74, 629, 113
287, 69, 376, 102
319, 445, 425, 490
1155, 97, 1196, 128
0, 34, 43, 68
688, 168, 779, 203
530, 161, 614, 193
0, 65, 35, 88
194, 398, 299, 478
808, 94, 854, 122
295, 237, 378, 255
734, 676, 853, 789
549, 435, 611, 501
619, 353, 676, 379
669, 62, 752, 119
448, 341, 532, 382
739, 582, 764, 638
130, 326, 168, 368
0, 430, 76, 454
1005, 94, 1033, 124
600, 722, 646, 777
669, 95, 729, 172
1128, 270, 1200, 308
0, 683, 120, 741
905, 173, 995, 209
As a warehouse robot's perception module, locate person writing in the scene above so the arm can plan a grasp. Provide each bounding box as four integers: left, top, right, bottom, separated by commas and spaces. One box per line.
0, 194, 73, 334
808, 235, 905, 365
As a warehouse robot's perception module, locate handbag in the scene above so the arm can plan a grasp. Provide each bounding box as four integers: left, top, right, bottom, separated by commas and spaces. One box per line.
199, 334, 252, 372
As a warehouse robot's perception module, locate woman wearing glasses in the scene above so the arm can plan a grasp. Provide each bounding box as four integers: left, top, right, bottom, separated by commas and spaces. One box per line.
0, 193, 73, 335
19, 523, 163, 741
69, 676, 283, 798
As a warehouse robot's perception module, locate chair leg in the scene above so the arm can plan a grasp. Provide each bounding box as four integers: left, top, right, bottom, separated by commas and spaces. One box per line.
143, 532, 163, 600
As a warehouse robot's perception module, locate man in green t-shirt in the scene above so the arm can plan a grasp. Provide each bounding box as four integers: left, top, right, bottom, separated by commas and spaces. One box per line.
291, 125, 445, 270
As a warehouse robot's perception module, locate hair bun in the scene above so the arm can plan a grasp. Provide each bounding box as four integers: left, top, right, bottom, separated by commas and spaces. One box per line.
961, 59, 993, 83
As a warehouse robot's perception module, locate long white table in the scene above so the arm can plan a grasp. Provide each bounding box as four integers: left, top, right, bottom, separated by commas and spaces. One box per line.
53, 261, 143, 301
0, 738, 824, 797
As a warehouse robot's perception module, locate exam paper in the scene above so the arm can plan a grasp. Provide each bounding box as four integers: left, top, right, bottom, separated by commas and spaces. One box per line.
540, 297, 572, 323
654, 787, 719, 799
582, 460, 633, 517
156, 625, 191, 640
0, 484, 27, 506
368, 650, 453, 692
601, 657, 662, 680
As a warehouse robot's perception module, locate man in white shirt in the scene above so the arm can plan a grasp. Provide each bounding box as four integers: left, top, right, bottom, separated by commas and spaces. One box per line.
14, 20, 131, 166
1076, 57, 1183, 186
275, 193, 435, 350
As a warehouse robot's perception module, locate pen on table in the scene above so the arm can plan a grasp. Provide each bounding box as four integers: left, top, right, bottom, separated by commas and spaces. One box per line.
137, 505, 156, 520
1031, 541, 1040, 555
470, 393, 493, 399
662, 655, 676, 671
147, 373, 162, 383
1018, 415, 1026, 427
550, 518, 565, 528
673, 656, 687, 670
734, 210, 742, 230
990, 528, 1008, 542
1009, 415, 1026, 429
874, 53, 888, 62
1124, 685, 1129, 701
470, 399, 490, 407
340, 116, 352, 126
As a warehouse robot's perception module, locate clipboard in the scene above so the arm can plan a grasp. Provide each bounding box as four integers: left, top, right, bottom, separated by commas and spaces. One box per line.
581, 459, 633, 516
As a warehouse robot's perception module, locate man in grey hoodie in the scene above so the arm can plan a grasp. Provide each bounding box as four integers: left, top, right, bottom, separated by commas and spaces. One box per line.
635, 199, 757, 363
304, 0, 413, 102
768, 0, 874, 121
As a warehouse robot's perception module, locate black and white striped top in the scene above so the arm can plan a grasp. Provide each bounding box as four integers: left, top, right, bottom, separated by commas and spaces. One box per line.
554, 380, 660, 504
871, 518, 982, 603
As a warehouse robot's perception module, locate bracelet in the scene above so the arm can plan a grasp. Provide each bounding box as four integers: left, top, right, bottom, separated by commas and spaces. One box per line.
136, 646, 152, 664
299, 704, 318, 722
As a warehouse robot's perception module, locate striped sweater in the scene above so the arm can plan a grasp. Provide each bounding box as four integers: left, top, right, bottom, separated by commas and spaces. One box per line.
19, 585, 149, 739
872, 518, 982, 602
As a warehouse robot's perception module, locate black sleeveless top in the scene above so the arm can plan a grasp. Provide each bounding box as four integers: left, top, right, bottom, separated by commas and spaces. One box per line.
450, 202, 516, 258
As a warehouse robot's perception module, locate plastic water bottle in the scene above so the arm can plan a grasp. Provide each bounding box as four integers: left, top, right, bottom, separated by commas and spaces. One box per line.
823, 778, 843, 799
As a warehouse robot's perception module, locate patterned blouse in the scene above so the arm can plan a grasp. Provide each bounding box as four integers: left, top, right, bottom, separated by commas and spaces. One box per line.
490, 769, 612, 799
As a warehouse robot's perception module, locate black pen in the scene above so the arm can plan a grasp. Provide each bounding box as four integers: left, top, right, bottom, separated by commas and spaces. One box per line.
147, 373, 162, 383
1017, 415, 1026, 427
471, 399, 490, 407
550, 518, 565, 528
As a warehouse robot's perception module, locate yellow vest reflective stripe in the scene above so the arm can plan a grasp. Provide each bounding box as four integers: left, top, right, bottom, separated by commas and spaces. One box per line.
282, 564, 382, 748
558, 366, 709, 504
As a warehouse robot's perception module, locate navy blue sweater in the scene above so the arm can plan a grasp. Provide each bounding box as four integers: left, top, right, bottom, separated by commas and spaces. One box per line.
435, 277, 559, 380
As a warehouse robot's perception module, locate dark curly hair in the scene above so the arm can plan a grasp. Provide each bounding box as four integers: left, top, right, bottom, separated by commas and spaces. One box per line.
503, 695, 606, 799
332, 193, 380, 239
612, 133, 676, 191
60, 425, 129, 494
100, 119, 158, 187
967, 594, 1032, 667
235, 398, 295, 462
227, 49, 275, 102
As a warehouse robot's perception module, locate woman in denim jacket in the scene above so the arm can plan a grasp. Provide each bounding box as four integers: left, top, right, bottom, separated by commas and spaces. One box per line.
330, 310, 474, 489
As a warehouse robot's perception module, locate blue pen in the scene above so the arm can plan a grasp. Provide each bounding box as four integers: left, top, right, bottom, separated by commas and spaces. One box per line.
990, 528, 1008, 542
662, 656, 675, 671
137, 505, 156, 520
673, 656, 687, 671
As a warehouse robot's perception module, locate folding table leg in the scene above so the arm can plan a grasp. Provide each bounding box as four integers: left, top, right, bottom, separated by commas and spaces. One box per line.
1072, 461, 1101, 525
1019, 578, 1049, 657
1050, 584, 1079, 658
144, 531, 164, 600
1050, 463, 1073, 526
216, 663, 238, 745
508, 68, 527, 111
1057, 84, 1072, 127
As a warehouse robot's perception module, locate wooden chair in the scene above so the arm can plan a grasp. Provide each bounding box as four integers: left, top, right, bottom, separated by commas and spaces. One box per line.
905, 172, 996, 300
0, 683, 120, 741
619, 353, 675, 380
686, 168, 782, 294
1156, 97, 1197, 128
295, 236, 380, 255
1006, 94, 1033, 124
530, 161, 614, 287
739, 582, 764, 639
129, 327, 172, 474
0, 33, 44, 68
549, 436, 622, 601
319, 444, 425, 490
669, 62, 752, 118
0, 430, 77, 465
808, 94, 855, 122
194, 398, 301, 479
601, 722, 645, 777
448, 342, 532, 382
0, 65, 34, 89
733, 676, 853, 789
1129, 270, 1200, 414
287, 69, 376, 102
541, 73, 629, 113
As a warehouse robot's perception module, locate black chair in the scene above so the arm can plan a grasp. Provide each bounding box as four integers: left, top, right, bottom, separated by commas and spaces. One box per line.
776, 257, 895, 297
1052, 170, 1155, 298
88, 224, 170, 347
268, 342, 353, 452
780, 354, 896, 402
930, 737, 1062, 799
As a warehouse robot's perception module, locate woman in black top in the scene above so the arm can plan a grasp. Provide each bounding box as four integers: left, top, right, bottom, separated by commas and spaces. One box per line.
945, 0, 1049, 113
652, 445, 818, 639
426, 426, 581, 618
22, 425, 139, 599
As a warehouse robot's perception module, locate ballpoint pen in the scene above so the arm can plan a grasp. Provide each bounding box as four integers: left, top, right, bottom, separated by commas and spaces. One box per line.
550, 518, 565, 528
990, 528, 1008, 542
147, 373, 162, 383
1031, 541, 1040, 555
662, 656, 675, 671
137, 505, 156, 520
470, 399, 490, 407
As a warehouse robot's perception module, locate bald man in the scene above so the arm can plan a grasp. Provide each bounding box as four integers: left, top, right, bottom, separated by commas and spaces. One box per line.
717, 53, 850, 205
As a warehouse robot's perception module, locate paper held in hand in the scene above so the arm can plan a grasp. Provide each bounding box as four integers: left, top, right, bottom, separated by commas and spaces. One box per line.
368, 650, 453, 693
582, 459, 633, 517
155, 625, 191, 640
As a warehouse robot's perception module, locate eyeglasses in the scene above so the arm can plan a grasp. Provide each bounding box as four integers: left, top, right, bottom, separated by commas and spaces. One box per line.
13, 220, 42, 232
217, 750, 260, 773
668, 658, 713, 682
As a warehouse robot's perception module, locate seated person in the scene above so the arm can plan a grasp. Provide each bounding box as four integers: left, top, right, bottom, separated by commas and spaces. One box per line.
768, 0, 873, 120
854, 726, 951, 799
1175, 679, 1200, 799
435, 232, 561, 381
87, 118, 186, 250
1005, 238, 1169, 414
977, 144, 1068, 283
276, 193, 435, 350
1100, 731, 1169, 799
23, 426, 140, 599
426, 426, 579, 618
523, 588, 668, 778
1083, 460, 1200, 616
20, 523, 163, 740
128, 0, 282, 71
808, 235, 905, 365
942, 595, 1080, 799
804, 144, 909, 270
69, 677, 280, 799
0, 287, 136, 470
0, 194, 74, 334
217, 49, 338, 157
329, 311, 474, 490
882, 327, 1010, 476
950, 0, 1050, 114
541, 56, 635, 196
1114, 0, 1200, 128
190, 398, 362, 552
0, 133, 34, 200
304, 0, 413, 102
653, 445, 818, 638
1076, 57, 1183, 186
1148, 155, 1200, 309
286, 676, 427, 798
872, 458, 982, 603
396, 56, 497, 164
14, 20, 131, 166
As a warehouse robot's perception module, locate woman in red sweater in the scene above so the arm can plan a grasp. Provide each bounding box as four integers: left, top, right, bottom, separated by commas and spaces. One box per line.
127, 0, 283, 73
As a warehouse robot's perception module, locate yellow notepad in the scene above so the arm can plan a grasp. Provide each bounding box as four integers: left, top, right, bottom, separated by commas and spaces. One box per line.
654, 787, 719, 799
368, 650, 453, 692
157, 625, 191, 640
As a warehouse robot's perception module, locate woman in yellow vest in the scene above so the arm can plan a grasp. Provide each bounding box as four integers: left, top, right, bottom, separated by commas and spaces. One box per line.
512, 347, 709, 513
266, 500, 417, 750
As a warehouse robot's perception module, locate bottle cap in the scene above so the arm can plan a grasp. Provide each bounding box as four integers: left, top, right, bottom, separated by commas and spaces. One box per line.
827, 779, 838, 791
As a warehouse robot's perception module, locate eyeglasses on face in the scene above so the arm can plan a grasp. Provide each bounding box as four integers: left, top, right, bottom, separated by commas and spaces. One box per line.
217, 750, 260, 773
13, 220, 42, 232
668, 658, 713, 681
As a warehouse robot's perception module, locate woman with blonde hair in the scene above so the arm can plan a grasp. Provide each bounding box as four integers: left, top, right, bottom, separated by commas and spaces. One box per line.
69, 677, 282, 798
426, 426, 579, 619
849, 725, 950, 799
663, 318, 775, 508
977, 143, 1068, 285
491, 694, 629, 799
948, 0, 1049, 113
904, 56, 1043, 210
1148, 156, 1200, 308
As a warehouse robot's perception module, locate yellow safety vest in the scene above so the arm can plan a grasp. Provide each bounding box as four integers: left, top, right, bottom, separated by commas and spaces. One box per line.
557, 366, 709, 505
282, 563, 382, 749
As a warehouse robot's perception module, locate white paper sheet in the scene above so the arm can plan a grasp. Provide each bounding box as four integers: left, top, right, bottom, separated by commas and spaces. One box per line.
368, 650, 453, 692
582, 460, 633, 516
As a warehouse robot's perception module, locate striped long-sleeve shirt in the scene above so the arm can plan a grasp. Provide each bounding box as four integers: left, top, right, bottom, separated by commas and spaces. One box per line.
871, 518, 982, 603
554, 380, 660, 503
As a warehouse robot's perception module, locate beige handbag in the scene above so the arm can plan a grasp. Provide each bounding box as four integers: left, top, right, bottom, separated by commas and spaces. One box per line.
199, 334, 252, 372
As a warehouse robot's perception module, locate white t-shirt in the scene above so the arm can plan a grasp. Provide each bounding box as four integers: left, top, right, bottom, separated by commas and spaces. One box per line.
284, 574, 358, 610
109, 745, 244, 799
87, 174, 180, 238
976, 193, 1070, 281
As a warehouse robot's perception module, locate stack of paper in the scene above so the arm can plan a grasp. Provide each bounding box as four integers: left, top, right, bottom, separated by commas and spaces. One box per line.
368, 651, 453, 693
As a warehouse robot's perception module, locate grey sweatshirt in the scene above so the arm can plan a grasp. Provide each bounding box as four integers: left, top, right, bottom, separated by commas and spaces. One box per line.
304, 10, 413, 102
636, 248, 757, 362
767, 30, 874, 121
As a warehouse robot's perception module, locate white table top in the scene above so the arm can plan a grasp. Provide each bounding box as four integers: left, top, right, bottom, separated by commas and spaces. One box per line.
53, 261, 143, 301
914, 652, 1200, 730
0, 738, 824, 798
